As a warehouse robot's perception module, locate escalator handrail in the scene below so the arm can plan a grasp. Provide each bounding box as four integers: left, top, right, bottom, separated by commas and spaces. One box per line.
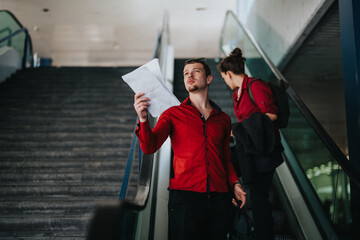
0, 10, 26, 30
222, 10, 360, 187
117, 32, 162, 204
118, 121, 140, 199
117, 9, 168, 207
0, 10, 34, 68
88, 12, 170, 239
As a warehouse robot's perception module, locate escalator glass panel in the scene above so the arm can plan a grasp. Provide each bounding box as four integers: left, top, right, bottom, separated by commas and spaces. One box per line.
220, 11, 352, 238
283, 98, 352, 235
0, 11, 28, 61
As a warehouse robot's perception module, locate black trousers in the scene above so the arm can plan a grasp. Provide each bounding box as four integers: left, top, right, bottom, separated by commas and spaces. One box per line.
249, 170, 275, 240
168, 190, 231, 240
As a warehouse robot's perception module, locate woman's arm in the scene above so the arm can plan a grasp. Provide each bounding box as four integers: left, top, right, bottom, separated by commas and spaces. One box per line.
252, 81, 278, 121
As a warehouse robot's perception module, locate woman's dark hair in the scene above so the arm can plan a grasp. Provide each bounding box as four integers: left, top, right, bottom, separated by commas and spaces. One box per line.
218, 48, 246, 74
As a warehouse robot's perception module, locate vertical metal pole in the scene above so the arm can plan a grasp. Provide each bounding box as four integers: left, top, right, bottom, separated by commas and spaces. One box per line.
339, 0, 360, 238
22, 30, 29, 69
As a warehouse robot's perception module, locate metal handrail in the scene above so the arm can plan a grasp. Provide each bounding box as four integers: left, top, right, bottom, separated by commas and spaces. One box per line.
0, 10, 34, 68
118, 123, 140, 199
221, 10, 360, 187
0, 10, 24, 29
0, 27, 12, 45
118, 29, 162, 202
0, 28, 26, 43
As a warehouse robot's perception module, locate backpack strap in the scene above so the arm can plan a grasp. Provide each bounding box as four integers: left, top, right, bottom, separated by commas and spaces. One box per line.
247, 78, 260, 106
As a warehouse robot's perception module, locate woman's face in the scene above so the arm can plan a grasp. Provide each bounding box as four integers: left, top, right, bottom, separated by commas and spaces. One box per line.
221, 71, 235, 90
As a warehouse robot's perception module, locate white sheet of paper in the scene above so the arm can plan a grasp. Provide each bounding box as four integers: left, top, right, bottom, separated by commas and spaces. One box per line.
139, 58, 163, 83
122, 58, 180, 117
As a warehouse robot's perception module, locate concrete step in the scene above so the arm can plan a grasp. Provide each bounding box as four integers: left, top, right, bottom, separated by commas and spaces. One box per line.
0, 161, 130, 173
0, 216, 90, 233
0, 116, 136, 124
0, 231, 88, 239
0, 171, 138, 185
0, 200, 98, 216
0, 132, 132, 142
0, 185, 122, 197
0, 141, 132, 150
0, 150, 129, 159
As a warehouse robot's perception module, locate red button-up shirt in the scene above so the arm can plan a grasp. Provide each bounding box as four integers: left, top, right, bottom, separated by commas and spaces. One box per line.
135, 97, 239, 193
233, 74, 278, 122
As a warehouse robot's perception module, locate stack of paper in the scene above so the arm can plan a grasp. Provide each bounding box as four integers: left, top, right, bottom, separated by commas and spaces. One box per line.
122, 58, 180, 117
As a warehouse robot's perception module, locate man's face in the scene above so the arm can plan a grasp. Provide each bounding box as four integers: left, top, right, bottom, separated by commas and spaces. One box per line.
183, 63, 209, 92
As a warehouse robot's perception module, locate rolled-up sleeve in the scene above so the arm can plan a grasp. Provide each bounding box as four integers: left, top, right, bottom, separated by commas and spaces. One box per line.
251, 81, 278, 115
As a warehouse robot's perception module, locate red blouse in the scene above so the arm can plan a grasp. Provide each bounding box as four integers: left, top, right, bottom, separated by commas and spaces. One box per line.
233, 74, 278, 122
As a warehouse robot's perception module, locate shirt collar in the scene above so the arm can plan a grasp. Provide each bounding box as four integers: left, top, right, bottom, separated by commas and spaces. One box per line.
182, 97, 222, 113
241, 74, 250, 89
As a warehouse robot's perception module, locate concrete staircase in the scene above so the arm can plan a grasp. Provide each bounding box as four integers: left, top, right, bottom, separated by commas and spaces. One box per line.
0, 67, 139, 239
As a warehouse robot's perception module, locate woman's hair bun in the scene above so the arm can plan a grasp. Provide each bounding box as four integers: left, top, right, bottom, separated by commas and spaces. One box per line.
218, 47, 246, 74
230, 48, 245, 61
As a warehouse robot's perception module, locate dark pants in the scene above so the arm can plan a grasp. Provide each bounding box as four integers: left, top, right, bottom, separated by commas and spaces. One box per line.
249, 170, 275, 240
168, 190, 231, 240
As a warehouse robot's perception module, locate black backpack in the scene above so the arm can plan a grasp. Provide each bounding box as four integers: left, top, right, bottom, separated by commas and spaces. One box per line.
248, 79, 290, 128
229, 203, 254, 240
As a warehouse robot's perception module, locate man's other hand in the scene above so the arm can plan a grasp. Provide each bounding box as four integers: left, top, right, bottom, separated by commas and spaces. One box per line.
232, 183, 246, 208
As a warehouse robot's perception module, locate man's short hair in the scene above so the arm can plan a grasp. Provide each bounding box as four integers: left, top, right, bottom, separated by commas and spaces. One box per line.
184, 58, 211, 77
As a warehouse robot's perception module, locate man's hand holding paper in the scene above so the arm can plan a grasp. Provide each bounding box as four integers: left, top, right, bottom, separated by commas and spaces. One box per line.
134, 92, 150, 122
122, 59, 180, 118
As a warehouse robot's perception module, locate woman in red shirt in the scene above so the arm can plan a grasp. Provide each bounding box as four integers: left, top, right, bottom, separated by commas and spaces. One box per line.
218, 48, 284, 240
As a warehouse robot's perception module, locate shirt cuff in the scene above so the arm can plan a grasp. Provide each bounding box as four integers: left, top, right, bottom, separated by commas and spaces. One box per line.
136, 119, 150, 134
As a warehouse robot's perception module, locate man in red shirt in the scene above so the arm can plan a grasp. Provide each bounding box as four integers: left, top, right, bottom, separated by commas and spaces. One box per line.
134, 58, 246, 240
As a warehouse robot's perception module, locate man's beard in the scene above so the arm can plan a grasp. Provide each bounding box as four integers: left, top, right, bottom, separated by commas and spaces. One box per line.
188, 85, 199, 92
